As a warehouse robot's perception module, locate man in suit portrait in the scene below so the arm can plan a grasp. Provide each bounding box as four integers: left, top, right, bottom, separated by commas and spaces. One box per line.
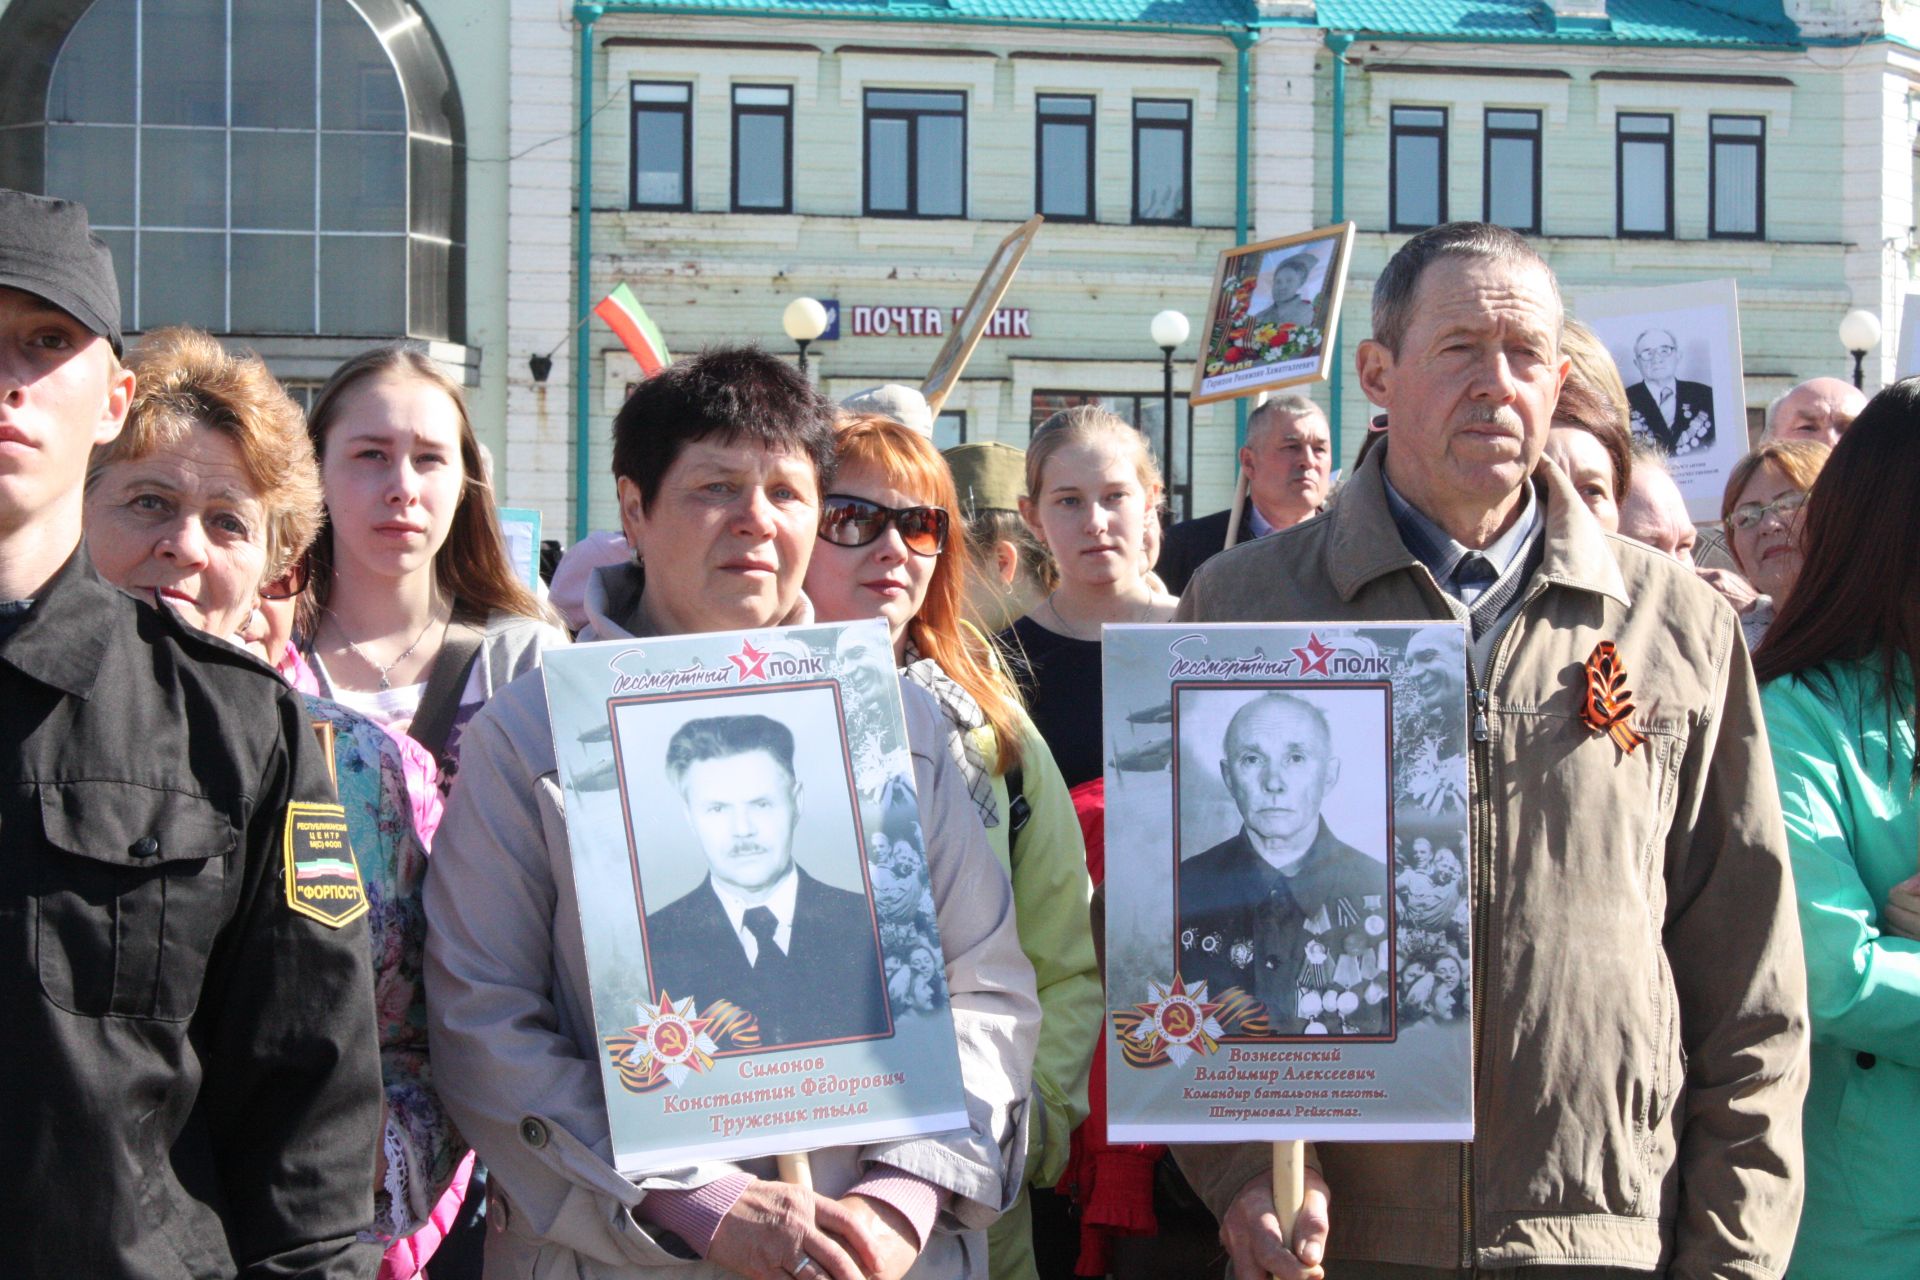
1157, 397, 1331, 594
1624, 327, 1716, 456
1177, 692, 1388, 1036
644, 713, 892, 1046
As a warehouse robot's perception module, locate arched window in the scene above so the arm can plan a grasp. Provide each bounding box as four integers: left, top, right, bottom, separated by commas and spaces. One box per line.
0, 0, 464, 343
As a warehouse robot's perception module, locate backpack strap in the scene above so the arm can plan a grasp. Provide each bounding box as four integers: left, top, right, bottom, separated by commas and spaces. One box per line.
1005, 764, 1032, 837
408, 618, 486, 762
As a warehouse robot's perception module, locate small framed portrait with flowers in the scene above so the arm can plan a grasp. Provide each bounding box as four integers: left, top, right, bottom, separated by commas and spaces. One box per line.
1190, 222, 1355, 406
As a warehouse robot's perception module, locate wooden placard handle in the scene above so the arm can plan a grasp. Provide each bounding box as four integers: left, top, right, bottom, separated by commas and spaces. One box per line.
777, 1151, 814, 1191
1222, 464, 1252, 552
1271, 1139, 1305, 1272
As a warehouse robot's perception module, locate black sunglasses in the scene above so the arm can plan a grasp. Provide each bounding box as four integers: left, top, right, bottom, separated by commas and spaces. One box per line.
818, 495, 949, 556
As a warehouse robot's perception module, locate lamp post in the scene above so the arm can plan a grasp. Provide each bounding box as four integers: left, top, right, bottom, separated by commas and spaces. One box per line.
1150, 309, 1190, 518
782, 297, 829, 379
1839, 309, 1882, 391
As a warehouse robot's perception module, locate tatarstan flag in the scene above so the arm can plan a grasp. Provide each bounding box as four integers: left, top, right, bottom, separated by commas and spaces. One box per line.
593, 283, 671, 377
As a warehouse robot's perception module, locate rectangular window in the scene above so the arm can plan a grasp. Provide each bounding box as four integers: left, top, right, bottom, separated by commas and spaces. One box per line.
1390, 106, 1447, 230
631, 82, 692, 211
864, 90, 966, 218
1616, 112, 1673, 238
1710, 114, 1764, 239
1132, 100, 1191, 225
1029, 390, 1192, 521
1036, 94, 1094, 222
1483, 109, 1541, 234
732, 85, 793, 213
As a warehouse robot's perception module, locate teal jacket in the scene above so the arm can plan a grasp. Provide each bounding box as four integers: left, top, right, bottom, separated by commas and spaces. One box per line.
1762, 656, 1919, 1278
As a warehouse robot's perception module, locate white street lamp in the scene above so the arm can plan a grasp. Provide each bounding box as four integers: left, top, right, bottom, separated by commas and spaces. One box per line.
783, 297, 830, 376
1838, 309, 1882, 390
1150, 309, 1191, 516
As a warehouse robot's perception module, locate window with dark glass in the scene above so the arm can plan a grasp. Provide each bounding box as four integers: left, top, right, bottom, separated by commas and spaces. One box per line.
1390, 106, 1447, 231
1483, 109, 1541, 234
1617, 112, 1673, 238
1029, 390, 1191, 521
1036, 94, 1093, 221
1132, 100, 1191, 225
864, 90, 966, 218
631, 82, 692, 211
1709, 115, 1764, 239
731, 85, 792, 213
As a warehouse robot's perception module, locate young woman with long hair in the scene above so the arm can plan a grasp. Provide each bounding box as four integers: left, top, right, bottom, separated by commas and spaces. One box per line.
298, 345, 566, 783
1752, 380, 1918, 1279
803, 413, 1100, 1280
1001, 406, 1178, 790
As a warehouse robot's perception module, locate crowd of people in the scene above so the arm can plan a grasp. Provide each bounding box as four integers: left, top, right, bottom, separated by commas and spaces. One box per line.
4, 183, 1916, 1280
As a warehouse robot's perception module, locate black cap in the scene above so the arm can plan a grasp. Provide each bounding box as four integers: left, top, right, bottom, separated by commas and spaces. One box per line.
0, 189, 123, 355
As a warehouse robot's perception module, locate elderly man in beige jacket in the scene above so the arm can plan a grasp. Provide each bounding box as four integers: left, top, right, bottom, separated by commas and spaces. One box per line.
1174, 224, 1808, 1280
425, 347, 1039, 1280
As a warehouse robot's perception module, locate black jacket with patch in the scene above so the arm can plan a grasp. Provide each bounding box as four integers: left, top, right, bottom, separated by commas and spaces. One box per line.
0, 551, 381, 1278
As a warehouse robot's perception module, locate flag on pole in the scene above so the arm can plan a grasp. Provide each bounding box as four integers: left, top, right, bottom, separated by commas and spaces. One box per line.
593, 283, 671, 377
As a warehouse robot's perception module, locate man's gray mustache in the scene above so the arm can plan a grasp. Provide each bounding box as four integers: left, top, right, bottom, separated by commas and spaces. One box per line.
1459, 405, 1524, 433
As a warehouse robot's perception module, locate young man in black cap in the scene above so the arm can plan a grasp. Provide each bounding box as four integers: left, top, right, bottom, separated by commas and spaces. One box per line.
0, 189, 384, 1277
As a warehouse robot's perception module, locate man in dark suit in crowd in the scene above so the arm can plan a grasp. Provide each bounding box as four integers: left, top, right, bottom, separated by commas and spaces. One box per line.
1157, 396, 1332, 594
1177, 692, 1385, 1034
1624, 327, 1716, 455
645, 713, 891, 1046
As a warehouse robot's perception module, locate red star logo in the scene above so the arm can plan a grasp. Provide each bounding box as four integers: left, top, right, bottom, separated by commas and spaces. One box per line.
1292, 632, 1335, 676
728, 640, 771, 681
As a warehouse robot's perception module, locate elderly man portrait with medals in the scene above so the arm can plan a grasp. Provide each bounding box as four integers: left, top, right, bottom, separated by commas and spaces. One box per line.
1175, 691, 1389, 1037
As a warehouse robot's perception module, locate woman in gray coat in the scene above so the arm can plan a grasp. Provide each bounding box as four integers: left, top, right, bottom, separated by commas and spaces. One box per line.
424, 347, 1039, 1280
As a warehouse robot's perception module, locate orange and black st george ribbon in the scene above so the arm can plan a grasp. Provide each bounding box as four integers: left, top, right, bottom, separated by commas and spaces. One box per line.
1581, 641, 1647, 755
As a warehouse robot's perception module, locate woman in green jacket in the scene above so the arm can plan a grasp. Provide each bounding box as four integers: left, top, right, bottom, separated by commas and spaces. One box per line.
804, 413, 1103, 1280
1755, 381, 1920, 1280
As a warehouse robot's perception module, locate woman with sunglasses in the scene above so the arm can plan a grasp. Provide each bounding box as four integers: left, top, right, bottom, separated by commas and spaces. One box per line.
804, 414, 1101, 1280
1720, 439, 1830, 651
83, 328, 466, 1277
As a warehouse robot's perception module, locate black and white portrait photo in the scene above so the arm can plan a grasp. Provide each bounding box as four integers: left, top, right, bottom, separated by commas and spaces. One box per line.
1580, 279, 1750, 521
617, 692, 893, 1050
1622, 327, 1716, 457
1174, 687, 1394, 1040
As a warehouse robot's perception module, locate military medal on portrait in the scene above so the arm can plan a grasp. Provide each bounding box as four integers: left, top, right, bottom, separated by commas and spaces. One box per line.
1102, 623, 1474, 1143
542, 619, 968, 1171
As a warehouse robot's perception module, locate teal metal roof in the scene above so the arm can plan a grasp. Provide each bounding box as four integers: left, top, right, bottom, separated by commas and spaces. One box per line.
597, 0, 1255, 26
1310, 0, 1799, 45
593, 0, 1801, 42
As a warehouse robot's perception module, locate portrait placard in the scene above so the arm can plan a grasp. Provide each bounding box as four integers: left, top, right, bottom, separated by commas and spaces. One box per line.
1190, 222, 1355, 406
1897, 290, 1920, 381
1577, 280, 1748, 523
1102, 623, 1473, 1143
543, 620, 968, 1171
